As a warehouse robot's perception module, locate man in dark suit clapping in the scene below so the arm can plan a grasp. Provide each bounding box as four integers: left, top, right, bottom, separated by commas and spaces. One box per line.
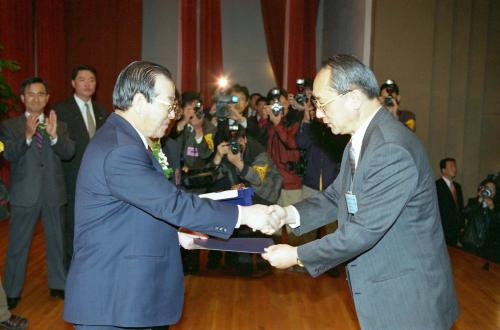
53, 64, 108, 269
0, 77, 75, 309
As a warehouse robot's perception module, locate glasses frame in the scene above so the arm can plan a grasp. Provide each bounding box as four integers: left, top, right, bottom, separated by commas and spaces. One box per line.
154, 97, 181, 119
312, 90, 351, 112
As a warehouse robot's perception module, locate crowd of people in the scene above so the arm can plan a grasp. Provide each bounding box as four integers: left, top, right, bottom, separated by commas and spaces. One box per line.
0, 55, 495, 329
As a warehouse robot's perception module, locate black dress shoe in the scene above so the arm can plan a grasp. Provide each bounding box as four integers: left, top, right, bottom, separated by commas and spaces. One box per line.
49, 289, 65, 299
0, 314, 28, 330
6, 297, 20, 310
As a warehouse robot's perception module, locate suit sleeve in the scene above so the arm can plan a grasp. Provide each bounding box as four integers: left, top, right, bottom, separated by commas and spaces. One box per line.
0, 121, 30, 162
51, 121, 76, 160
297, 143, 418, 277
103, 144, 238, 238
291, 172, 342, 236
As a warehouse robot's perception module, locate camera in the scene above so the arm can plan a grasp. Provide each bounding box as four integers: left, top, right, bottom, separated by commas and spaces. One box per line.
295, 78, 308, 104
228, 124, 242, 155
269, 88, 284, 116
287, 161, 306, 177
384, 96, 395, 107
194, 101, 203, 119
479, 186, 493, 199
214, 93, 238, 119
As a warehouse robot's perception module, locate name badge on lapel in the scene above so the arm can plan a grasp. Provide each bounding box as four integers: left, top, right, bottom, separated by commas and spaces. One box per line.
345, 192, 358, 215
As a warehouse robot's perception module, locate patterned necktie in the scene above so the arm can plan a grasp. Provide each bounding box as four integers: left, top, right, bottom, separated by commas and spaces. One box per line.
34, 128, 43, 150
85, 103, 96, 138
348, 142, 356, 177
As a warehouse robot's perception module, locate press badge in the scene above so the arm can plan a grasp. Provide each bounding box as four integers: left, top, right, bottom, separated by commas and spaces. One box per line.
345, 192, 358, 214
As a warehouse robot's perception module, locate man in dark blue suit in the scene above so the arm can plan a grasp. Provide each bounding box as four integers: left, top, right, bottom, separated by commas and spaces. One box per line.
63, 61, 276, 329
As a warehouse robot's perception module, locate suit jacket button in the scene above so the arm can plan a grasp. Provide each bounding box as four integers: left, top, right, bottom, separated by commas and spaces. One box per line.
223, 228, 227, 232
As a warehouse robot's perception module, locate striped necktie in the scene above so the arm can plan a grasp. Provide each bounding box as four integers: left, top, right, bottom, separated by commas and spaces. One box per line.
34, 128, 43, 150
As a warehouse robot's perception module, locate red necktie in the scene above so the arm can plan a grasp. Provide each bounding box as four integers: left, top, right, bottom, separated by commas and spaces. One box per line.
450, 182, 457, 204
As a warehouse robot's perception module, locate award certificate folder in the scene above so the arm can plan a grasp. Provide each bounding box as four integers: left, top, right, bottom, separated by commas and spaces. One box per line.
192, 237, 274, 254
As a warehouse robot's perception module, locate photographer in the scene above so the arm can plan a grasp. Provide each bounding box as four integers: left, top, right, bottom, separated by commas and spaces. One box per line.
379, 79, 416, 132
265, 88, 303, 206
463, 179, 499, 262
247, 96, 270, 146
176, 91, 216, 172
208, 127, 282, 275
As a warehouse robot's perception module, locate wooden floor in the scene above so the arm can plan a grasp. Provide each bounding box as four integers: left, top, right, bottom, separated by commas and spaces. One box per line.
0, 221, 499, 329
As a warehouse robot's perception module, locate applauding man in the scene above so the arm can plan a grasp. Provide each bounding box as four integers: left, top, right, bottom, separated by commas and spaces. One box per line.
0, 77, 75, 309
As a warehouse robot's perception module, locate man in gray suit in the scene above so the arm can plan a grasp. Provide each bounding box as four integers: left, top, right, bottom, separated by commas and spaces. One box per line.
0, 77, 75, 309
262, 55, 459, 329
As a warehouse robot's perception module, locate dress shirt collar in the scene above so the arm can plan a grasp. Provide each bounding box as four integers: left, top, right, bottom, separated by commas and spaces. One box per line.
73, 94, 91, 110
350, 107, 381, 167
25, 112, 44, 122
442, 176, 454, 189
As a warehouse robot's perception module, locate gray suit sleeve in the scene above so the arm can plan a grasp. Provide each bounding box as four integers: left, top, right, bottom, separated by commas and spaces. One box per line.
51, 121, 76, 160
297, 143, 419, 277
291, 174, 342, 236
0, 121, 29, 162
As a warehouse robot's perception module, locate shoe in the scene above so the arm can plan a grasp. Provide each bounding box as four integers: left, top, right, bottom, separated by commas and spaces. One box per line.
6, 297, 20, 310
326, 268, 340, 278
0, 314, 28, 330
49, 289, 65, 299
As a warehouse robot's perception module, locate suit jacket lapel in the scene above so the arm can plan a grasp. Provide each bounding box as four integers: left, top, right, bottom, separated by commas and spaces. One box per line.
358, 108, 390, 167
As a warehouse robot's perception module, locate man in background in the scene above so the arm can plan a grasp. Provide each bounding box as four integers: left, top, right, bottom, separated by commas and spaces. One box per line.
1, 77, 75, 309
436, 157, 465, 246
53, 64, 108, 269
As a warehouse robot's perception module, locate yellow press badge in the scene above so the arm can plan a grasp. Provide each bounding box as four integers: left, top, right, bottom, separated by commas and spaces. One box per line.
252, 164, 269, 182
204, 133, 214, 151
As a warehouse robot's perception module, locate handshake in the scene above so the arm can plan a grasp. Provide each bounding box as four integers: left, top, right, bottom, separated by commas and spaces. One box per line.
238, 204, 297, 235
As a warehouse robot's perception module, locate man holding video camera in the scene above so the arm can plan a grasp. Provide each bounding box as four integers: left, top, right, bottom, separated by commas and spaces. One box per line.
379, 79, 416, 132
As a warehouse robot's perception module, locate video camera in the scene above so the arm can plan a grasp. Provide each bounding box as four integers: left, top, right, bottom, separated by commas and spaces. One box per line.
269, 88, 284, 116
212, 77, 239, 120
295, 78, 308, 104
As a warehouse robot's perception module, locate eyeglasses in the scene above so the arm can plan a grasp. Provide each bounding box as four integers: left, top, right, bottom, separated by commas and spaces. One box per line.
154, 97, 181, 119
24, 92, 48, 98
312, 91, 351, 112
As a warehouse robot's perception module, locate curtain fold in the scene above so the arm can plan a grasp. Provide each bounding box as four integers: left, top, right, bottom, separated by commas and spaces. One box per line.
36, 0, 65, 106
180, 0, 197, 93
260, 0, 287, 88
200, 0, 223, 107
285, 0, 318, 90
64, 0, 142, 110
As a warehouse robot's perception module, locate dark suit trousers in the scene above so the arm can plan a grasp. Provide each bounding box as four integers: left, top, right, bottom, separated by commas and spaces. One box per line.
64, 192, 76, 269
3, 202, 66, 297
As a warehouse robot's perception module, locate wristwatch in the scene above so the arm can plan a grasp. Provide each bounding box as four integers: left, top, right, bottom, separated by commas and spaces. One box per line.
296, 257, 304, 268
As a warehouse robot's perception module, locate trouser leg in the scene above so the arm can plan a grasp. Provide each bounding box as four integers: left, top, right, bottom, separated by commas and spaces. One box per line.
41, 204, 66, 290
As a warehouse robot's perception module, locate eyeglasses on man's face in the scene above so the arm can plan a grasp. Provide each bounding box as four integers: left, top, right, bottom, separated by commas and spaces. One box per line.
153, 97, 181, 119
311, 90, 351, 113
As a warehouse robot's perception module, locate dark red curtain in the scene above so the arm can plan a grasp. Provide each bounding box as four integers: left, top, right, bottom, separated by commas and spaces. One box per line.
260, 0, 287, 88
0, 0, 34, 184
200, 0, 223, 107
0, 0, 34, 105
180, 0, 197, 93
285, 0, 318, 90
36, 0, 65, 107
64, 0, 142, 111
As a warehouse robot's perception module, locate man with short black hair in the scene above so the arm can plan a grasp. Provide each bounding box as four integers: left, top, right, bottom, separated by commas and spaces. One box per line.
436, 157, 465, 246
1, 77, 75, 308
53, 64, 108, 269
